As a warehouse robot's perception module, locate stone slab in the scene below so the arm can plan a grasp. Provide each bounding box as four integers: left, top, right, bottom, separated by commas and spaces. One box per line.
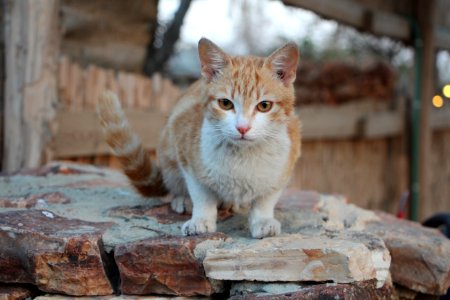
0, 162, 450, 297
115, 233, 227, 296
367, 212, 450, 295
203, 232, 391, 287
0, 210, 114, 295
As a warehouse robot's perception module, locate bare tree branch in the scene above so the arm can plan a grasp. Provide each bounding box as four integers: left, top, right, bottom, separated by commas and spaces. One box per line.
143, 0, 192, 76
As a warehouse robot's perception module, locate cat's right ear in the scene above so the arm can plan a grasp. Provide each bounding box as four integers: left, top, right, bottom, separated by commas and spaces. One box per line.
265, 42, 299, 86
198, 38, 229, 82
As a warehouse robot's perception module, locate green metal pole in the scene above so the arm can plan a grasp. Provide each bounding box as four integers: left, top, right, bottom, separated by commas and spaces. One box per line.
410, 20, 422, 221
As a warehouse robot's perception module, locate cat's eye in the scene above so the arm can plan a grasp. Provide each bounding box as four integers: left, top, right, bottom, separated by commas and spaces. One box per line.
218, 98, 234, 110
256, 101, 273, 112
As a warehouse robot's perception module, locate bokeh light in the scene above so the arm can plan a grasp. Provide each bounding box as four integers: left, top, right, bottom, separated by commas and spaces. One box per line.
432, 95, 444, 108
443, 84, 450, 98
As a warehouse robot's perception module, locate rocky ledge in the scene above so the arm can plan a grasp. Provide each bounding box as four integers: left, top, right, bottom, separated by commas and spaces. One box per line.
0, 162, 449, 299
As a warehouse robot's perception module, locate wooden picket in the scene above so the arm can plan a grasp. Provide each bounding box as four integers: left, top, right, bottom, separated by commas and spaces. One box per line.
53, 57, 181, 167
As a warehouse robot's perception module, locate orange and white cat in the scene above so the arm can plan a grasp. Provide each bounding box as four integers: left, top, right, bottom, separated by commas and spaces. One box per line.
97, 38, 301, 238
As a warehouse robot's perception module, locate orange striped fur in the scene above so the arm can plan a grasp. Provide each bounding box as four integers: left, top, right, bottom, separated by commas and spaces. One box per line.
97, 91, 167, 196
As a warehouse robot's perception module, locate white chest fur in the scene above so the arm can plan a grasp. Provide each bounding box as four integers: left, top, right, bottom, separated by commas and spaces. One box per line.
199, 120, 291, 206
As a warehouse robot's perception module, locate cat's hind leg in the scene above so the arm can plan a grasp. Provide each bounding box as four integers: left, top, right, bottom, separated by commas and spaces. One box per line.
181, 171, 218, 235
171, 196, 192, 214
249, 190, 282, 238
159, 158, 193, 214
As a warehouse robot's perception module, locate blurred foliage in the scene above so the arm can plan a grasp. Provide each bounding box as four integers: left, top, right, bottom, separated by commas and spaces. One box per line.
299, 26, 410, 65
284, 25, 415, 90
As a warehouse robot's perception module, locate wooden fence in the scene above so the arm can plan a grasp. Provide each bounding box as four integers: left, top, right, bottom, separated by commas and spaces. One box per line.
52, 57, 181, 166
51, 58, 450, 220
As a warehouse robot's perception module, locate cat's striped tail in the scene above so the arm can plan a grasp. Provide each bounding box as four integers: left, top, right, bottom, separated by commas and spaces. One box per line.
97, 91, 167, 197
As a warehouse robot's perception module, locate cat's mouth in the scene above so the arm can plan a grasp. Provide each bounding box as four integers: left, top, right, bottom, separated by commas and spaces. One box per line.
231, 136, 254, 143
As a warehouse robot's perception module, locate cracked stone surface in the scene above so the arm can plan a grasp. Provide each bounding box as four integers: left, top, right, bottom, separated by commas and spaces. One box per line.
0, 210, 114, 295
204, 232, 391, 286
0, 162, 449, 297
366, 212, 450, 295
115, 233, 227, 296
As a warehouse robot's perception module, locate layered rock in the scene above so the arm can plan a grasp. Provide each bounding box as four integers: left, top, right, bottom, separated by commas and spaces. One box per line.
204, 232, 391, 287
115, 233, 227, 296
367, 212, 450, 295
0, 210, 114, 295
0, 162, 449, 298
318, 195, 450, 296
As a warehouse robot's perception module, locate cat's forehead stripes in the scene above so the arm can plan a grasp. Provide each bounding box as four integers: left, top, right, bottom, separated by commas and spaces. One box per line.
229, 56, 266, 109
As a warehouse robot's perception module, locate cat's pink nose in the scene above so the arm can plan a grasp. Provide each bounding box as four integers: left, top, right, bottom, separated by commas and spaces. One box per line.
236, 125, 251, 135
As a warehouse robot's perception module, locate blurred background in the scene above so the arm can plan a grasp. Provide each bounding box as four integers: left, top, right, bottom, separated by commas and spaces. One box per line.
1, 0, 449, 221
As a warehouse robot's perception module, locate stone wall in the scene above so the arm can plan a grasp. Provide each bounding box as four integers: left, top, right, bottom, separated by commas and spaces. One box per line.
0, 162, 449, 299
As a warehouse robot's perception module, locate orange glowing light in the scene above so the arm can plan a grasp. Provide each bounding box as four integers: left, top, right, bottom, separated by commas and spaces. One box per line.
432, 95, 444, 108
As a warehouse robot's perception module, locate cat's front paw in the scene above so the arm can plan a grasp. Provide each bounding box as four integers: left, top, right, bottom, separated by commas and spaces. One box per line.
250, 218, 281, 238
182, 218, 216, 236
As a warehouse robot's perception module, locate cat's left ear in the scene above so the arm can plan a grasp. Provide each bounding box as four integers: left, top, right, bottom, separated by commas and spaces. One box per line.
265, 42, 299, 86
198, 38, 230, 82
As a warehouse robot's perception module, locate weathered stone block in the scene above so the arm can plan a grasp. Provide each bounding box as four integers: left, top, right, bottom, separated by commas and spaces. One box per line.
115, 233, 227, 296
204, 232, 391, 287
1, 163, 450, 298
0, 210, 114, 295
367, 212, 450, 295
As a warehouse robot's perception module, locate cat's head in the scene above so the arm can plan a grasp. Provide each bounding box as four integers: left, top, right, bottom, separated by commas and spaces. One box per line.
198, 38, 299, 146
